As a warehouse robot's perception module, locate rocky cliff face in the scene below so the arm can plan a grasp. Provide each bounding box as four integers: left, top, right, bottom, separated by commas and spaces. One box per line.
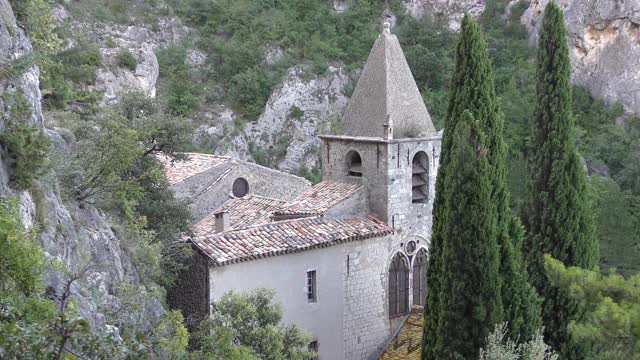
402, 0, 486, 30
55, 4, 194, 105
0, 0, 163, 333
523, 0, 640, 114
203, 66, 351, 173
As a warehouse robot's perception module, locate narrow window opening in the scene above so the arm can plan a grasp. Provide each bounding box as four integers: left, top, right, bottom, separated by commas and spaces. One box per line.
308, 341, 319, 360
346, 150, 363, 177
411, 152, 429, 203
389, 253, 409, 317
412, 249, 428, 306
307, 270, 317, 303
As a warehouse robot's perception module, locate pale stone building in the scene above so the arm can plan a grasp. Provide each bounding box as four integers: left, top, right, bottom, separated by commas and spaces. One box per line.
168, 22, 442, 360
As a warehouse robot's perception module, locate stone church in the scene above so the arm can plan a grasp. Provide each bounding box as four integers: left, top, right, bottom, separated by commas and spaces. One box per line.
166, 22, 442, 360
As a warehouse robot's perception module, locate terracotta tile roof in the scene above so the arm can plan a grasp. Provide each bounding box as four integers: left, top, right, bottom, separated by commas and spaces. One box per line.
191, 216, 393, 266
377, 306, 424, 360
159, 153, 231, 185
193, 195, 287, 233
273, 181, 363, 216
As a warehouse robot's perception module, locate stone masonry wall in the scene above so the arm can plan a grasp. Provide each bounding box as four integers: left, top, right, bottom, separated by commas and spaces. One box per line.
342, 232, 430, 360
320, 137, 441, 236
382, 140, 441, 236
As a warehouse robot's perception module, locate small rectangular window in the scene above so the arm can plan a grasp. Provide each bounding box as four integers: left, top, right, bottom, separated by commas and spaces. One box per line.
308, 340, 319, 360
307, 270, 317, 303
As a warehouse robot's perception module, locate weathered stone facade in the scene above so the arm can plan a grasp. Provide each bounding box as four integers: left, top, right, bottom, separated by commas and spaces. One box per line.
319, 136, 440, 235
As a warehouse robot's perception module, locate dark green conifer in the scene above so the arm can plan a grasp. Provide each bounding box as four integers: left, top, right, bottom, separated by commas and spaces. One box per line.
423, 15, 541, 359
436, 110, 502, 359
524, 3, 600, 355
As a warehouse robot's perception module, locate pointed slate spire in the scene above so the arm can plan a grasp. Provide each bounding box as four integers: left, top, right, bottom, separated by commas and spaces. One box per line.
342, 21, 436, 138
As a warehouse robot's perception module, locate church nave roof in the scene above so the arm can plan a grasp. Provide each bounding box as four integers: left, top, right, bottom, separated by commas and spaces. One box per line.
194, 195, 287, 233
191, 215, 393, 266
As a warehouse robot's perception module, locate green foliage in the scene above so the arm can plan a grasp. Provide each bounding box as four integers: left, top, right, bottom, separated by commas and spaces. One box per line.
10, 0, 63, 70
0, 199, 47, 297
174, 0, 382, 117
435, 111, 503, 359
0, 94, 51, 190
63, 0, 168, 25
0, 55, 36, 83
424, 15, 540, 359
545, 255, 640, 359
588, 177, 640, 276
228, 66, 275, 118
395, 15, 456, 128
56, 44, 101, 84
156, 46, 203, 115
298, 164, 321, 184
523, 4, 600, 355
43, 43, 103, 110
249, 134, 291, 169
59, 93, 193, 287
288, 105, 304, 120
116, 48, 138, 71
192, 288, 315, 360
479, 323, 558, 360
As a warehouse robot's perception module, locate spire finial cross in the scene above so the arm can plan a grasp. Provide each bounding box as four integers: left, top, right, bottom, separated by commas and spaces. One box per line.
383, 21, 391, 34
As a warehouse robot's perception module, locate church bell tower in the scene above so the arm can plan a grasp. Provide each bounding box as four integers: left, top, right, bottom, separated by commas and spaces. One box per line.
319, 21, 442, 235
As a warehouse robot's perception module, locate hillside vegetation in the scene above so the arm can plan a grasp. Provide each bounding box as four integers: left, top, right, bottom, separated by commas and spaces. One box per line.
1, 0, 639, 357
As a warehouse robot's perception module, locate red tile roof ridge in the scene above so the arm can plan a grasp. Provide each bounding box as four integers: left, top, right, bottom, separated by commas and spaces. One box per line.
191, 214, 393, 266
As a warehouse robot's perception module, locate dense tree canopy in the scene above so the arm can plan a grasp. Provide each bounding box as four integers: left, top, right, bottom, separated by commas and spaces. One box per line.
545, 255, 640, 359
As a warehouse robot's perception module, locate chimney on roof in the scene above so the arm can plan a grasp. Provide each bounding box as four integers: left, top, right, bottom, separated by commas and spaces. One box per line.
383, 114, 394, 140
215, 211, 230, 233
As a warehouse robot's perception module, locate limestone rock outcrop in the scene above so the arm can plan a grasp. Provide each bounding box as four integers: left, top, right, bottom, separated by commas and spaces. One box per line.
59, 6, 194, 105
402, 0, 486, 30
199, 66, 351, 173
0, 0, 164, 333
523, 0, 640, 114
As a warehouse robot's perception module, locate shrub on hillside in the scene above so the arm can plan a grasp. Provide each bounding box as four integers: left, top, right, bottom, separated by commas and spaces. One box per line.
117, 48, 137, 71
0, 95, 51, 190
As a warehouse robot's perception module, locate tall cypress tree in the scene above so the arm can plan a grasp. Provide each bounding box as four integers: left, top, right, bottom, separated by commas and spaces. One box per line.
524, 2, 599, 355
423, 15, 541, 359
422, 14, 493, 359
436, 110, 502, 359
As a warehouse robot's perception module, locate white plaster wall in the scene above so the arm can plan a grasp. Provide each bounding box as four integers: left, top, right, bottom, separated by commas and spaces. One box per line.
209, 243, 350, 360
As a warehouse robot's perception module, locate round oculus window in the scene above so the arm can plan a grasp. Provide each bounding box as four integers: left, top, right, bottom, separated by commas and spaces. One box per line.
232, 178, 249, 198
405, 240, 417, 255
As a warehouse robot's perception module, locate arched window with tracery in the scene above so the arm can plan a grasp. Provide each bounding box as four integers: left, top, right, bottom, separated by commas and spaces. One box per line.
389, 253, 409, 317
411, 151, 429, 203
412, 248, 428, 306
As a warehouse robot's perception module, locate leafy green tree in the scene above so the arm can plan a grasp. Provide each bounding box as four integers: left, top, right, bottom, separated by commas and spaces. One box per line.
59, 93, 193, 287
544, 255, 640, 359
192, 288, 315, 360
524, 4, 600, 355
0, 197, 189, 359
